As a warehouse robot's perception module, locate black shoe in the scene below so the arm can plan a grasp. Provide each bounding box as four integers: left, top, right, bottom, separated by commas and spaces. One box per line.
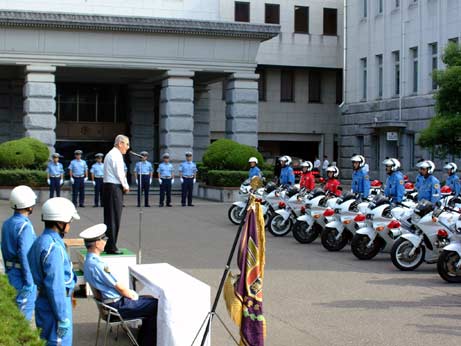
188, 204, 195, 207
166, 204, 172, 207
159, 204, 164, 207
145, 205, 151, 208
79, 205, 85, 208
105, 249, 123, 255
182, 204, 186, 207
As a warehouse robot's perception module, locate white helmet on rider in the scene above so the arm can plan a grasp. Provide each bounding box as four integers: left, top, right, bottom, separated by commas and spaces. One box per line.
248, 157, 258, 164
284, 155, 292, 165
382, 158, 401, 171
9, 185, 37, 210
418, 160, 435, 174
351, 155, 366, 168
42, 197, 80, 223
444, 162, 457, 173
300, 161, 313, 171
326, 166, 340, 178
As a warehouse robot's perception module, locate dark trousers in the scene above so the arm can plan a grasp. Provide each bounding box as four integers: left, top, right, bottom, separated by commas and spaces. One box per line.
49, 177, 61, 198
159, 178, 172, 206
103, 183, 123, 252
137, 175, 150, 207
110, 296, 158, 346
94, 177, 104, 206
181, 178, 194, 206
72, 177, 85, 206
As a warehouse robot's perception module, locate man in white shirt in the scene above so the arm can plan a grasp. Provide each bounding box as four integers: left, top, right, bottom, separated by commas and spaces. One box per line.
322, 155, 330, 177
103, 134, 130, 254
313, 157, 321, 174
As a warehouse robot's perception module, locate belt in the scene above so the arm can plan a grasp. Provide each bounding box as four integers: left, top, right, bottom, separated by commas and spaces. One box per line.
51, 175, 61, 178
95, 176, 104, 178
161, 176, 172, 179
5, 261, 21, 269
73, 175, 84, 178
104, 297, 122, 304
183, 176, 194, 178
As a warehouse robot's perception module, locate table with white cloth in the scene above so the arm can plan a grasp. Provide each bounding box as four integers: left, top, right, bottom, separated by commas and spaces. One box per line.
129, 263, 211, 346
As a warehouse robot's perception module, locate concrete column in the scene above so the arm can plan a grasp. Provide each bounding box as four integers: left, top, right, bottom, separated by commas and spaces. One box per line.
23, 65, 56, 151
193, 84, 210, 161
323, 133, 335, 163
159, 70, 195, 165
225, 72, 259, 147
129, 84, 155, 155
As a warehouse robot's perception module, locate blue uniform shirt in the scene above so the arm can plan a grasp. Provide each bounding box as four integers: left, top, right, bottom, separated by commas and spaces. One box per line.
157, 162, 174, 177
1, 213, 36, 286
68, 159, 88, 176
134, 161, 153, 175
248, 166, 261, 179
83, 253, 121, 301
90, 162, 105, 177
352, 168, 370, 198
179, 161, 197, 177
415, 175, 424, 191
280, 166, 295, 185
417, 175, 441, 203
384, 171, 405, 203
47, 162, 64, 176
446, 174, 461, 196
28, 228, 76, 322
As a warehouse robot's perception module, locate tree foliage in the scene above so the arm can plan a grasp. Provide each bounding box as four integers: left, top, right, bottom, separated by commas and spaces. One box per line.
419, 43, 461, 157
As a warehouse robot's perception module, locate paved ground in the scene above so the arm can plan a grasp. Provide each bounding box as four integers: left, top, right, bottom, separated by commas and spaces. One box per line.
2, 195, 461, 346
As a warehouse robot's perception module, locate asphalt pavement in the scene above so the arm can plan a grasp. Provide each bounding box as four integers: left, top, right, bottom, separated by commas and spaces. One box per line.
1, 195, 461, 346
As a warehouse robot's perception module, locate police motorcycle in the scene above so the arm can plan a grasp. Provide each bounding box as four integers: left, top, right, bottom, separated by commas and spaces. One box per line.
292, 188, 339, 244
391, 187, 459, 271
320, 192, 370, 252
350, 194, 415, 260
228, 178, 269, 225
268, 184, 307, 236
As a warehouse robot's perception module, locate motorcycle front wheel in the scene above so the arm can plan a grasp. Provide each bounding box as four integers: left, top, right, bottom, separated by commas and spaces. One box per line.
292, 221, 321, 244
437, 250, 461, 283
268, 214, 293, 237
228, 205, 245, 225
351, 234, 381, 260
320, 227, 348, 251
391, 237, 425, 271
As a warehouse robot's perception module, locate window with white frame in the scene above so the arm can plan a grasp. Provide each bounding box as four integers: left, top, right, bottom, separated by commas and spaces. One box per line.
376, 54, 383, 98
393, 51, 400, 96
361, 58, 367, 100
429, 43, 438, 91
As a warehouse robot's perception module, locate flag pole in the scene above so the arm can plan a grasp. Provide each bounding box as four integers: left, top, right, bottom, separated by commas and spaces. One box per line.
193, 194, 253, 346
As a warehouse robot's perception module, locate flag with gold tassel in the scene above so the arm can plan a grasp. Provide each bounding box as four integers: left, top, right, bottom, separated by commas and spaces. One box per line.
224, 196, 266, 346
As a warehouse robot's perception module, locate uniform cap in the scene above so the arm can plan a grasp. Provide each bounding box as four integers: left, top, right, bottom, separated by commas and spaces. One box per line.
74, 150, 83, 155
185, 151, 193, 156
162, 153, 170, 158
52, 153, 60, 158
95, 153, 104, 158
140, 151, 148, 156
79, 224, 107, 242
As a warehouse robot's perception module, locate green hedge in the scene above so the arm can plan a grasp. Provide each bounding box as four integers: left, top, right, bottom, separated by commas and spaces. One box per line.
0, 275, 44, 346
0, 138, 49, 169
203, 139, 264, 171
207, 170, 274, 187
0, 170, 48, 187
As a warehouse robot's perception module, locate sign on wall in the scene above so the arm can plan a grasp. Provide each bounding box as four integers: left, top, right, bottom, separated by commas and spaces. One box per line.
386, 131, 398, 141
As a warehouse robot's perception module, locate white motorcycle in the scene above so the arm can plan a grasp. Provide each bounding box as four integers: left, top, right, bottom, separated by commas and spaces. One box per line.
292, 189, 339, 244
438, 206, 461, 283
268, 185, 305, 237
228, 180, 268, 225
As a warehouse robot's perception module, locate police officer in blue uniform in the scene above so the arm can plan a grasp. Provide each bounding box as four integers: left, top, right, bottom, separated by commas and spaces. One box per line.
1, 186, 37, 320
351, 155, 370, 198
444, 162, 460, 196
382, 158, 405, 203
248, 157, 261, 179
80, 224, 158, 346
416, 160, 441, 203
91, 153, 105, 207
279, 155, 295, 186
179, 151, 198, 207
47, 153, 64, 198
68, 150, 88, 208
157, 153, 174, 207
134, 151, 153, 207
28, 197, 80, 346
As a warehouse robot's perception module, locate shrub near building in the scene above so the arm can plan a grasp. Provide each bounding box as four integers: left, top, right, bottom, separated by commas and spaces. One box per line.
0, 138, 49, 187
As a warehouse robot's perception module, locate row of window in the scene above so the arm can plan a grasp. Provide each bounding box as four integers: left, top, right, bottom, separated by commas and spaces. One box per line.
235, 2, 338, 36
359, 38, 458, 100
361, 0, 418, 17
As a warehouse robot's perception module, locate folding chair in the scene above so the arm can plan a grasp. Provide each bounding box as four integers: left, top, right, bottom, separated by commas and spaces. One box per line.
89, 286, 143, 346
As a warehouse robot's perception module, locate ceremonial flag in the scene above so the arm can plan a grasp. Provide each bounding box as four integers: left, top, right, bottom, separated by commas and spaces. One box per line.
224, 197, 266, 346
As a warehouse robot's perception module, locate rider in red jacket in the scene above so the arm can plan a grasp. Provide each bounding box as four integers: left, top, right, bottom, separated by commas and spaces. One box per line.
299, 161, 315, 191
324, 166, 342, 196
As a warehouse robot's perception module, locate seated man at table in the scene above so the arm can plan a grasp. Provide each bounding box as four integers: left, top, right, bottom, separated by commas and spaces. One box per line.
80, 224, 158, 346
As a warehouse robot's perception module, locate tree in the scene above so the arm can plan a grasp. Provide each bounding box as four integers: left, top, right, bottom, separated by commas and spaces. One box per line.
419, 43, 461, 157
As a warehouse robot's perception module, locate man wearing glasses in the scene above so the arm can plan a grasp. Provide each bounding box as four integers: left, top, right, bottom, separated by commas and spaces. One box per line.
103, 135, 130, 254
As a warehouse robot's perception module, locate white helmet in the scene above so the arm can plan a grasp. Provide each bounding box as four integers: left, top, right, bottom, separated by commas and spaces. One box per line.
418, 160, 435, 174
9, 185, 37, 209
382, 158, 401, 171
351, 155, 366, 167
444, 162, 457, 173
248, 157, 258, 164
326, 166, 340, 178
42, 197, 80, 223
279, 155, 292, 165
300, 161, 313, 171
285, 155, 292, 165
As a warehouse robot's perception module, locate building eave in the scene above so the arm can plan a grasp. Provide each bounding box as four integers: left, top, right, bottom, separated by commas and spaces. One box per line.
0, 10, 280, 41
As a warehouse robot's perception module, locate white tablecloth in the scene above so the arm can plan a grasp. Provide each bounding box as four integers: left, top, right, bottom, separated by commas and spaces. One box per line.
129, 263, 211, 346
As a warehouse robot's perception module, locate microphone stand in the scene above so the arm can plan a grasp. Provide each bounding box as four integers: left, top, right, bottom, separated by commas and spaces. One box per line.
130, 151, 144, 264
